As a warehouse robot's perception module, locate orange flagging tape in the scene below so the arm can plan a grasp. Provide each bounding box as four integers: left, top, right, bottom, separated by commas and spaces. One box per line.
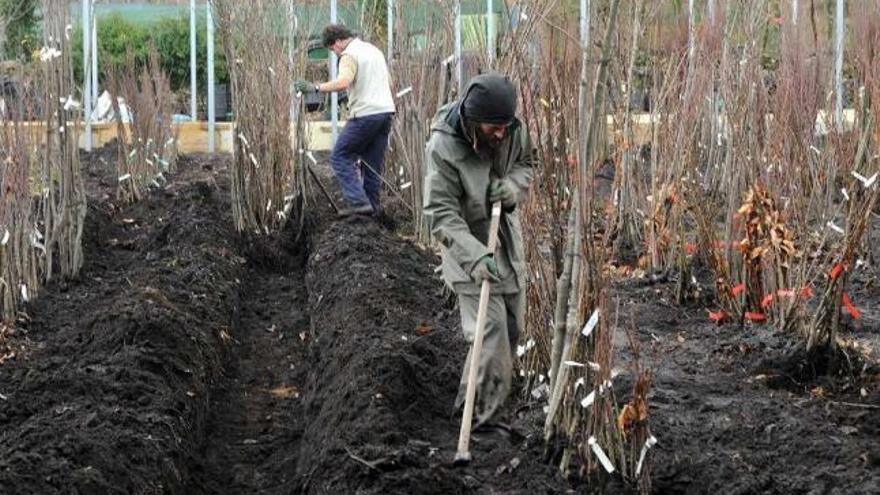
761, 294, 774, 308
745, 311, 767, 322
799, 286, 814, 298
685, 242, 697, 254
708, 310, 729, 322
842, 293, 861, 319
776, 289, 795, 298
829, 263, 845, 280
730, 283, 745, 296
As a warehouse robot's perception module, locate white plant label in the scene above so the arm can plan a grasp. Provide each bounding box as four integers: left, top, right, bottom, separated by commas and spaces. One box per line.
1, 229, 9, 246
563, 360, 584, 368
636, 435, 658, 477
395, 86, 413, 98
306, 151, 318, 166
516, 339, 534, 357
580, 391, 595, 408
588, 436, 615, 473
852, 170, 878, 188
581, 309, 599, 338
826, 221, 844, 235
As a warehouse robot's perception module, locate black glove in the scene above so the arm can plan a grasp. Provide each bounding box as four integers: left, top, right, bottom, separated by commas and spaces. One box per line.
489, 178, 517, 209
295, 80, 319, 94
470, 255, 500, 283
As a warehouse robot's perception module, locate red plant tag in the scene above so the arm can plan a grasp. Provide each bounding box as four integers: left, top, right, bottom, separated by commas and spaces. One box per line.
708, 310, 729, 322
761, 294, 774, 308
799, 286, 814, 298
730, 283, 746, 296
745, 311, 767, 322
829, 263, 845, 280
842, 293, 861, 319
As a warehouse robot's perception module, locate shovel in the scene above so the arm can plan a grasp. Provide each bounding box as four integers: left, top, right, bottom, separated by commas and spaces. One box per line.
454, 201, 502, 465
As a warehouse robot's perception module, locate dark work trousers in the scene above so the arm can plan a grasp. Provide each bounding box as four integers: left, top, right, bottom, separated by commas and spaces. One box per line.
329, 112, 394, 212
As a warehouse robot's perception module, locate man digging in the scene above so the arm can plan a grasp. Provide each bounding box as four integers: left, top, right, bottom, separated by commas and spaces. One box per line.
423, 73, 534, 430
296, 24, 395, 218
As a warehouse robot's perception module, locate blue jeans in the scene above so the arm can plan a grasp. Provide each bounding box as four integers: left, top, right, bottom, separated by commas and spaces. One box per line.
329, 112, 393, 211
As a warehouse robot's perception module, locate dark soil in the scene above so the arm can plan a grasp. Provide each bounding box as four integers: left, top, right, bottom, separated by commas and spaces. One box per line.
612, 275, 880, 495
0, 153, 241, 494
2, 145, 878, 495
298, 218, 567, 494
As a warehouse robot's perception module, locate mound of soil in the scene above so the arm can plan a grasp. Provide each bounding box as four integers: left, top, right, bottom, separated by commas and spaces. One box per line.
0, 156, 240, 494
298, 217, 569, 494
298, 218, 463, 493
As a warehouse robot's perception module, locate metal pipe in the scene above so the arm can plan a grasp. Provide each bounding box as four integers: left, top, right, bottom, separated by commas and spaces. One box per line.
580, 0, 589, 48
486, 0, 494, 66
190, 0, 197, 121
91, 5, 98, 103
687, 0, 695, 68
83, 0, 92, 151
207, 1, 215, 152
330, 0, 338, 144
288, 3, 297, 127
455, 0, 462, 93
387, 0, 393, 61
834, 0, 844, 132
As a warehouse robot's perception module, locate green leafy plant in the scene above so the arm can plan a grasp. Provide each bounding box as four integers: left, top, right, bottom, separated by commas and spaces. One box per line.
70, 13, 229, 93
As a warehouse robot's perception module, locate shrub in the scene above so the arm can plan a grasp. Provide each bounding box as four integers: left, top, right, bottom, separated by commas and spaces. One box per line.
69, 13, 228, 93
1, 0, 40, 60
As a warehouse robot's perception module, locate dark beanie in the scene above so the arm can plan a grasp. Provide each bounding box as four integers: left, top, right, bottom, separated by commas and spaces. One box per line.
462, 73, 517, 124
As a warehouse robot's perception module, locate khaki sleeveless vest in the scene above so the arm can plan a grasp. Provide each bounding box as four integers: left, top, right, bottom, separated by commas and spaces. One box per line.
342, 38, 395, 118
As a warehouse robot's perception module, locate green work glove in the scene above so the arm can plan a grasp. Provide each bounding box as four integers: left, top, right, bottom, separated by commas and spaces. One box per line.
488, 178, 517, 208
295, 80, 319, 94
470, 254, 500, 283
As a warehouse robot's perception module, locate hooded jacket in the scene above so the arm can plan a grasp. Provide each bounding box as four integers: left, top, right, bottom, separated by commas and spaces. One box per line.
423, 82, 535, 295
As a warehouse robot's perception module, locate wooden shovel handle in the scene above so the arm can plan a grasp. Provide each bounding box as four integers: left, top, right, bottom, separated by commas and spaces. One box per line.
455, 201, 502, 464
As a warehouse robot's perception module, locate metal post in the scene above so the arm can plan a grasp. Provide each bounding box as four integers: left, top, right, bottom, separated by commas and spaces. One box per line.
330, 0, 338, 144
91, 5, 98, 102
387, 0, 393, 61
791, 0, 798, 26
207, 1, 215, 152
289, 3, 297, 126
455, 0, 462, 92
687, 0, 695, 68
486, 0, 494, 66
708, 0, 716, 25
82, 0, 92, 151
580, 0, 589, 48
190, 0, 197, 121
834, 0, 844, 132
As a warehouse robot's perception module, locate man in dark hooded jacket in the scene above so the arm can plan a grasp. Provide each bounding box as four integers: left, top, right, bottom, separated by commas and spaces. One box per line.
423, 73, 534, 426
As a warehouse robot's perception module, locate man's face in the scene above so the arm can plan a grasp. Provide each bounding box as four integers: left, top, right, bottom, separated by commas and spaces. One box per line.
328, 39, 345, 56
475, 122, 511, 150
